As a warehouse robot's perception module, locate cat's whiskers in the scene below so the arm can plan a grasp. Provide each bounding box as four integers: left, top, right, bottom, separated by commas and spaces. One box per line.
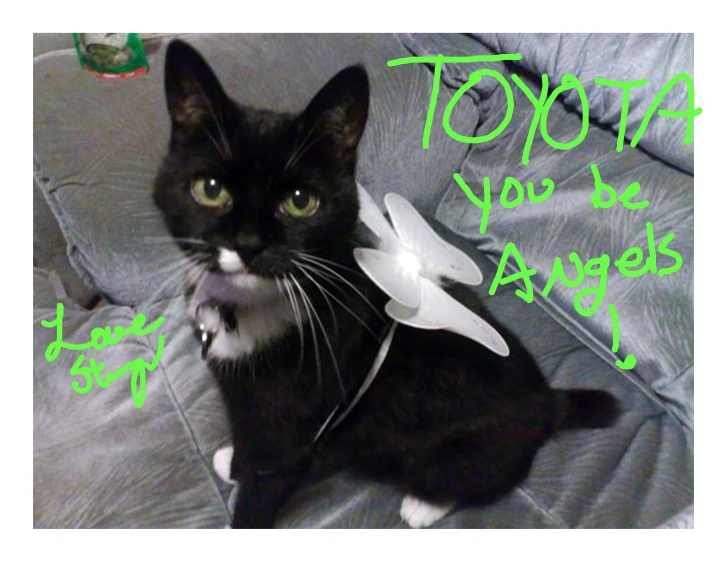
200, 123, 230, 162
293, 263, 339, 339
132, 253, 202, 292
116, 260, 206, 328
140, 254, 208, 308
133, 210, 166, 218
144, 254, 201, 277
189, 75, 232, 159
143, 236, 208, 246
186, 264, 211, 308
277, 277, 305, 373
287, 273, 326, 391
295, 253, 383, 320
289, 273, 344, 398
292, 260, 353, 304
283, 122, 317, 174
285, 133, 328, 175
293, 260, 381, 341
296, 252, 367, 278
288, 282, 307, 375
116, 258, 206, 328
283, 112, 330, 175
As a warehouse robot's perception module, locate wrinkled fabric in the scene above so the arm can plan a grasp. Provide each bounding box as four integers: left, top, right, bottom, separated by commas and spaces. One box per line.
33, 268, 79, 310
34, 178, 97, 306
33, 33, 476, 306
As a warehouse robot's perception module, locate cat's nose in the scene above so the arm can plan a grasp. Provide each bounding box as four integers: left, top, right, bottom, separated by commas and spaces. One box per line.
235, 232, 261, 247
234, 232, 264, 263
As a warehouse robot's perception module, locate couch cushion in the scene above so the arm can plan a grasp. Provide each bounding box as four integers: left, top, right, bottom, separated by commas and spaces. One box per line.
33, 298, 230, 528
33, 33, 477, 306
33, 33, 75, 58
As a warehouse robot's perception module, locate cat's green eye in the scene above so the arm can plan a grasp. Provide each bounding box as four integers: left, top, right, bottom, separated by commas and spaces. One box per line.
191, 178, 231, 208
281, 190, 320, 218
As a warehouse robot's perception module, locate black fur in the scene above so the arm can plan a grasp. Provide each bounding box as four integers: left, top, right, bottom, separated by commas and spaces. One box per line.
154, 40, 620, 528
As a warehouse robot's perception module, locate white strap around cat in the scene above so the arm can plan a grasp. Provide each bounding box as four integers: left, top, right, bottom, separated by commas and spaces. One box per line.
313, 321, 398, 442
315, 185, 509, 444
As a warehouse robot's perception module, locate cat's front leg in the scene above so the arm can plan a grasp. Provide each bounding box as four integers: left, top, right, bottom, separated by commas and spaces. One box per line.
231, 470, 304, 529
214, 443, 299, 528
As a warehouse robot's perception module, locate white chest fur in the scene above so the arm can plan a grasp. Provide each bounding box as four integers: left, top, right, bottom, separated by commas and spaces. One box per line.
187, 266, 298, 361
206, 297, 297, 360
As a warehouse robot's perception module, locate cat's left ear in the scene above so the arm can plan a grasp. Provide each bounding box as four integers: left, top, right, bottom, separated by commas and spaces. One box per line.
299, 65, 370, 164
164, 40, 230, 135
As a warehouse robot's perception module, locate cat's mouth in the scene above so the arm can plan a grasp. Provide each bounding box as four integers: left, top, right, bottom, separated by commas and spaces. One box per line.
196, 268, 281, 308
221, 269, 266, 291
223, 267, 250, 279
188, 247, 274, 300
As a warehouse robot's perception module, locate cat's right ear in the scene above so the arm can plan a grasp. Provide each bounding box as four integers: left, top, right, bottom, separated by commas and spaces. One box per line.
164, 40, 230, 135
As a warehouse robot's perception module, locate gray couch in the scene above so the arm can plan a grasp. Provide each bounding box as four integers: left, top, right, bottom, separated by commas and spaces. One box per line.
33, 33, 693, 528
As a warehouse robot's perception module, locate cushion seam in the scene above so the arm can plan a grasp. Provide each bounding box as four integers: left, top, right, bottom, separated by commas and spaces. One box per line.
136, 322, 232, 524
515, 486, 569, 528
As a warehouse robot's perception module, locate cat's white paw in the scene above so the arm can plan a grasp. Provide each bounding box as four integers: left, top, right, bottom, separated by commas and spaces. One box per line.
213, 446, 235, 484
400, 495, 454, 528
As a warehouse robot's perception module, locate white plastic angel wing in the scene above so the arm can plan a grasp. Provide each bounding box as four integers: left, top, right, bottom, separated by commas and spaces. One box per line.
357, 184, 399, 253
387, 278, 510, 357
353, 248, 421, 309
355, 184, 509, 357
384, 193, 483, 286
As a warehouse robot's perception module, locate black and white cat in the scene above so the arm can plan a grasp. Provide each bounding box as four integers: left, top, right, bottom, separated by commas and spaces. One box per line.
153, 39, 620, 529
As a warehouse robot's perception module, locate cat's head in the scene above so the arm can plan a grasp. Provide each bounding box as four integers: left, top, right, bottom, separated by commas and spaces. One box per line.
153, 40, 369, 301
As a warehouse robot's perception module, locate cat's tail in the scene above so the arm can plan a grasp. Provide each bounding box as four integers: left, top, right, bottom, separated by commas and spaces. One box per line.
554, 389, 621, 431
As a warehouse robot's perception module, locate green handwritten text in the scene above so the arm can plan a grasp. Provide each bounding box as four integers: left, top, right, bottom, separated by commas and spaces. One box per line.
388, 54, 700, 161
41, 303, 165, 408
